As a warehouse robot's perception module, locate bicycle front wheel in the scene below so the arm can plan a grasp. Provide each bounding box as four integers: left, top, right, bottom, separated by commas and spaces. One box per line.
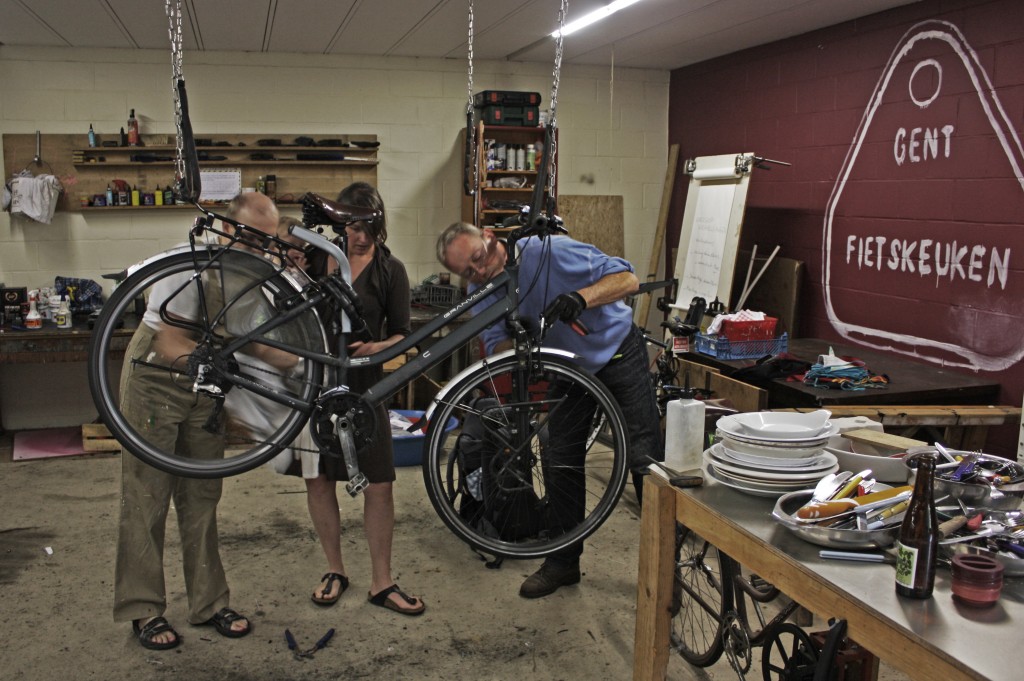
422, 350, 629, 559
671, 523, 735, 667
88, 247, 327, 478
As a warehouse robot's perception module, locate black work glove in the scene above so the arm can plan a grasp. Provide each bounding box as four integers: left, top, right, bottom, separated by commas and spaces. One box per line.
543, 291, 587, 323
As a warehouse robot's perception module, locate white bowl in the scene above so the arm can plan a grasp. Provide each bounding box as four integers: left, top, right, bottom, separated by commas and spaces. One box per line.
733, 410, 832, 438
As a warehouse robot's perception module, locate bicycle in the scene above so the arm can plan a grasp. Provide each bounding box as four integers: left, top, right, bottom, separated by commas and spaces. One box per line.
87, 192, 630, 561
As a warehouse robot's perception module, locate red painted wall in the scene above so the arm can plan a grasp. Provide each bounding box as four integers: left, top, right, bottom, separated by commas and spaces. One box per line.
668, 0, 1023, 453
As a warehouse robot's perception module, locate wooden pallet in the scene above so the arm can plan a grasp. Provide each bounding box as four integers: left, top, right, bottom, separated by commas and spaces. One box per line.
774, 404, 1022, 451
81, 423, 119, 452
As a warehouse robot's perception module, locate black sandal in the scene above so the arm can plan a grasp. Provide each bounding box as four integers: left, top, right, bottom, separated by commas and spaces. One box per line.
312, 572, 350, 606
132, 616, 181, 650
367, 584, 425, 616
201, 607, 251, 638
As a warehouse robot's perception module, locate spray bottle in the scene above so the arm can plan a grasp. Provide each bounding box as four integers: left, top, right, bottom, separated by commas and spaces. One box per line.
664, 373, 706, 473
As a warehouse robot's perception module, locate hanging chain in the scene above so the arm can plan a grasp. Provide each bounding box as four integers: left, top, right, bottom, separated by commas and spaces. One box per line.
548, 0, 568, 207
466, 0, 475, 115
166, 0, 186, 188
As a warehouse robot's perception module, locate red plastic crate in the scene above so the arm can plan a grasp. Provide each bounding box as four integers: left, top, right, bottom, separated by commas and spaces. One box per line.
718, 317, 777, 341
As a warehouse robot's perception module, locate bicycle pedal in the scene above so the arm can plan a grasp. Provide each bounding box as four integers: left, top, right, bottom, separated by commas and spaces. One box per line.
346, 473, 369, 497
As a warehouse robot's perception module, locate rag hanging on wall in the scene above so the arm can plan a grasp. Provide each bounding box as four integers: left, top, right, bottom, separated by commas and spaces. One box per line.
6, 130, 64, 224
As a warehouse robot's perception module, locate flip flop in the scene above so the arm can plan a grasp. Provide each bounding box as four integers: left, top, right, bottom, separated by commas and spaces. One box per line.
201, 607, 251, 638
367, 584, 425, 616
312, 572, 350, 606
132, 616, 181, 650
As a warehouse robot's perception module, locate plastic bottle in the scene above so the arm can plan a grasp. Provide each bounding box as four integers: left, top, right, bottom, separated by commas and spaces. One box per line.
127, 109, 140, 146
105, 184, 114, 206
526, 144, 536, 171
131, 185, 140, 206
154, 185, 163, 206
664, 382, 705, 472
256, 176, 266, 194
895, 452, 939, 599
516, 145, 525, 171
55, 295, 72, 329
265, 174, 277, 201
25, 297, 43, 329
163, 185, 174, 205
88, 124, 96, 148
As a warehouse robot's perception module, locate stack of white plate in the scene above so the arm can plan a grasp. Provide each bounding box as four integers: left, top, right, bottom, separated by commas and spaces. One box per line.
703, 411, 840, 497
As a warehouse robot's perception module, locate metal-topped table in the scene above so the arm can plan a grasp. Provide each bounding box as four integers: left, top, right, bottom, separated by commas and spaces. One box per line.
633, 473, 1023, 681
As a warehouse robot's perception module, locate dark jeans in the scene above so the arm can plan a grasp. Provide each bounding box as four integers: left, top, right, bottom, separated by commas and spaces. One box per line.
544, 324, 661, 565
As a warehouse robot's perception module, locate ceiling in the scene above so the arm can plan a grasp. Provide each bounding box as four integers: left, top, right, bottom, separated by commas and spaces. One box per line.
0, 0, 920, 71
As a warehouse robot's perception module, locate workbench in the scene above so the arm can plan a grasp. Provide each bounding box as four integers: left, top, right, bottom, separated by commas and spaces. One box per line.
684, 337, 1001, 408
634, 473, 1024, 681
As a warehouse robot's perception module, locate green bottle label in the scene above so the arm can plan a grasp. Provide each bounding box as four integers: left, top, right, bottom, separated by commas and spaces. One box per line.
895, 541, 919, 587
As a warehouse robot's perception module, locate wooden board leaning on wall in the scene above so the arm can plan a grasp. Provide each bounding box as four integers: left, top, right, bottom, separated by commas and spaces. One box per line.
2, 132, 378, 212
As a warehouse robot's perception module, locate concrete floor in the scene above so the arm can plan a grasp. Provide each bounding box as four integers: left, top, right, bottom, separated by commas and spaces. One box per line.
0, 431, 907, 680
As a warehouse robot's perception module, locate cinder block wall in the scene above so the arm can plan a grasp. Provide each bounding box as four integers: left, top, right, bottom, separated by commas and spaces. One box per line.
0, 46, 668, 429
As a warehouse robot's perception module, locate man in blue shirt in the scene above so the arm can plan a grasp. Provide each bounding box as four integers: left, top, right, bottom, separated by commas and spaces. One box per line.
437, 222, 662, 598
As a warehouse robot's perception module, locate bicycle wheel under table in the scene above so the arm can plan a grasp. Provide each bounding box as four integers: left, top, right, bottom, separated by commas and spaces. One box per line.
88, 247, 327, 478
422, 350, 629, 559
671, 523, 734, 667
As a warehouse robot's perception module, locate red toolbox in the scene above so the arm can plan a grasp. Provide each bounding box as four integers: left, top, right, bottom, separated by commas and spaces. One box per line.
474, 90, 542, 107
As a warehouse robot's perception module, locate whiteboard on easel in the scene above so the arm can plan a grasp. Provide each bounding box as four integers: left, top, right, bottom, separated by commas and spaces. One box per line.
671, 153, 754, 313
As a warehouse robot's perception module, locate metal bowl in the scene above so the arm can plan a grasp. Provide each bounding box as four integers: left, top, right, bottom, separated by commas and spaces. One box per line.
772, 488, 900, 550
905, 448, 1024, 512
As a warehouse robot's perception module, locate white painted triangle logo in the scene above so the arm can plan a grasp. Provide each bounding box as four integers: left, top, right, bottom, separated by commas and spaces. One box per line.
823, 20, 1023, 371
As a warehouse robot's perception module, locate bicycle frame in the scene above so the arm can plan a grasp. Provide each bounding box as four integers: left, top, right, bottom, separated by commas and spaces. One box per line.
175, 208, 542, 425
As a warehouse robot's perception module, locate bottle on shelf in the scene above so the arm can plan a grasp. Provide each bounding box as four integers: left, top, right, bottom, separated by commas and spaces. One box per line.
516, 145, 526, 171
55, 295, 72, 329
120, 127, 127, 146
25, 296, 43, 329
88, 124, 96, 148
105, 184, 114, 206
131, 185, 140, 206
154, 185, 163, 206
127, 108, 140, 146
895, 452, 939, 599
256, 176, 266, 194
265, 174, 277, 201
526, 144, 536, 171
163, 185, 174, 206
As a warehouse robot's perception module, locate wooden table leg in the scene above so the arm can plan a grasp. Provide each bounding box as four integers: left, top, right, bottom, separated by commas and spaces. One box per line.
633, 474, 676, 681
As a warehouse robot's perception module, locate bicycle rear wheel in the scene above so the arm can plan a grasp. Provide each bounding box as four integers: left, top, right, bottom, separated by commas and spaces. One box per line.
422, 351, 629, 559
88, 247, 327, 478
671, 523, 734, 667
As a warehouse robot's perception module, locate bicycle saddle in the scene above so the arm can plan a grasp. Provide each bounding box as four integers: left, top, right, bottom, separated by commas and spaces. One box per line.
301, 193, 380, 233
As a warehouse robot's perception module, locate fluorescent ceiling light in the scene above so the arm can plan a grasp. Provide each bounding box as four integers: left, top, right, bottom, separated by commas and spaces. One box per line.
551, 0, 645, 38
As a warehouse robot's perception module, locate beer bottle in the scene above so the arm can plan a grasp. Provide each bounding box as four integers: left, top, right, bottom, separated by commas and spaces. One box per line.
895, 452, 939, 598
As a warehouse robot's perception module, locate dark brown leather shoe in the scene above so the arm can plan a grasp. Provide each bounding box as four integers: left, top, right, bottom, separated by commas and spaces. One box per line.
519, 561, 581, 599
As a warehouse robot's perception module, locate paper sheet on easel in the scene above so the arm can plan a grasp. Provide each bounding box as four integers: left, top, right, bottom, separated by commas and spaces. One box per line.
671, 153, 754, 314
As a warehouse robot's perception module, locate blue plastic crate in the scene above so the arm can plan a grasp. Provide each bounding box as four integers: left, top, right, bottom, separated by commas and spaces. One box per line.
695, 332, 788, 360
390, 409, 457, 467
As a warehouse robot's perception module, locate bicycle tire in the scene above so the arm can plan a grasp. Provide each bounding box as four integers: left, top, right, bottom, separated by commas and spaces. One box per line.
421, 350, 629, 559
671, 523, 735, 667
88, 247, 327, 478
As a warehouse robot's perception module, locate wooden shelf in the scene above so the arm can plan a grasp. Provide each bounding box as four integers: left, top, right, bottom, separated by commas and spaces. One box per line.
2, 132, 378, 214
462, 123, 554, 230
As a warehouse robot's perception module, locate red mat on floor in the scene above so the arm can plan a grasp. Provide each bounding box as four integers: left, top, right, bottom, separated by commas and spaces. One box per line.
12, 426, 91, 461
